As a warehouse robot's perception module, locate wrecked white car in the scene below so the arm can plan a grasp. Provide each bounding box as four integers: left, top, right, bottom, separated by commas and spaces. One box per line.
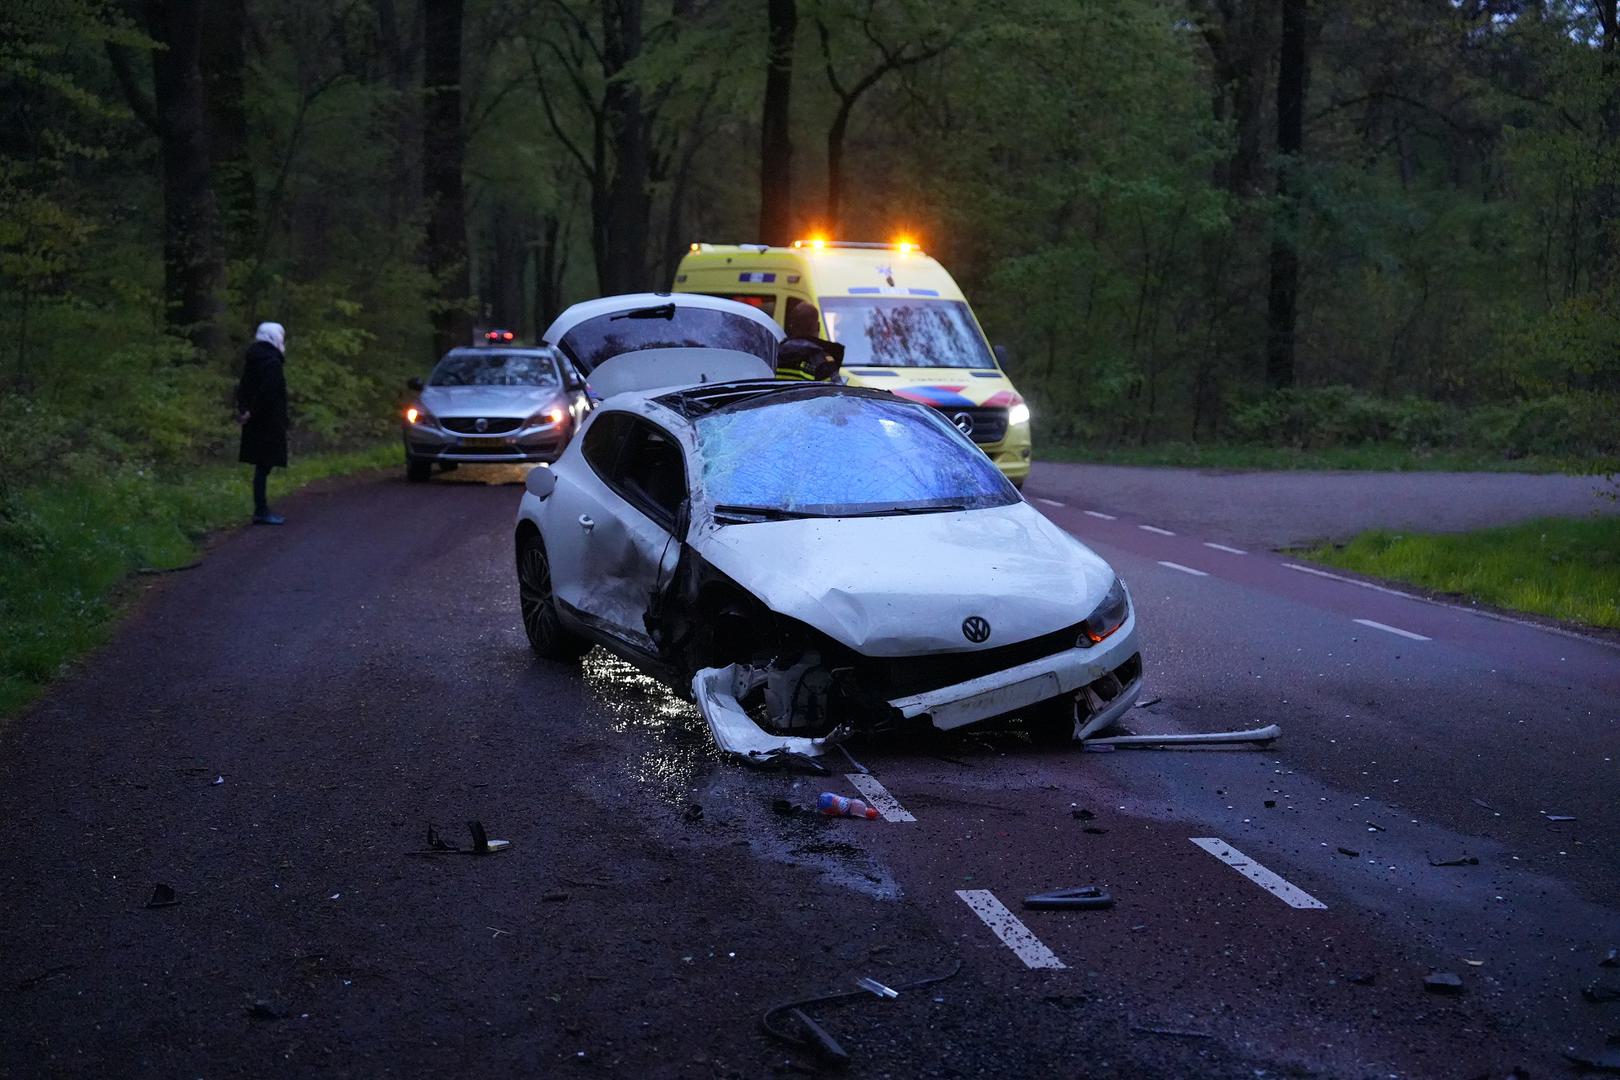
515, 296, 1142, 763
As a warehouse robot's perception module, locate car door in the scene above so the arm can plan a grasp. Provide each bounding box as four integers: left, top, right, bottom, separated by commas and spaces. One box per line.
546, 411, 687, 652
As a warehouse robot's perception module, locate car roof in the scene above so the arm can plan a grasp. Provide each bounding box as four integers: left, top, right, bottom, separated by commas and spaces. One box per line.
541, 292, 784, 347
675, 246, 967, 302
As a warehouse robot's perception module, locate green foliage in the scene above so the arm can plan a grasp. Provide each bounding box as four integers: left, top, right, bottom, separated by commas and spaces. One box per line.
1305, 516, 1620, 631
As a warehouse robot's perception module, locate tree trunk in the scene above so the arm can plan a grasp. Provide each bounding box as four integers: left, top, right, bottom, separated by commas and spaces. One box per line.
144, 0, 226, 356
758, 0, 796, 244
533, 214, 565, 334
200, 0, 253, 263
1592, 0, 1620, 290
423, 0, 471, 356
1265, 0, 1308, 390
825, 99, 853, 235
601, 0, 650, 294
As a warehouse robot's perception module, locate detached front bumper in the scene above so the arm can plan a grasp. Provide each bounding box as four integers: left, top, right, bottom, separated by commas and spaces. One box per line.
887, 622, 1141, 736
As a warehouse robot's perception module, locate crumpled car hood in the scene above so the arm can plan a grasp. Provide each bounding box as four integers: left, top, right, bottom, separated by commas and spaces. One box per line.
420, 385, 561, 418
693, 502, 1115, 656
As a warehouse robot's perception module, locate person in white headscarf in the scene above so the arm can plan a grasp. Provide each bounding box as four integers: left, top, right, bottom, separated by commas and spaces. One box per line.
235, 322, 289, 524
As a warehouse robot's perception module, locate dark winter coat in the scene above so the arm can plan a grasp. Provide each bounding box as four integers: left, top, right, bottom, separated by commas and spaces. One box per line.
236, 340, 289, 467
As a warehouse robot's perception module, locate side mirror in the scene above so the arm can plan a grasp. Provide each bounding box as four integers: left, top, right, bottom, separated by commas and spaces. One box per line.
524, 465, 556, 499
406, 376, 425, 392
993, 344, 1013, 373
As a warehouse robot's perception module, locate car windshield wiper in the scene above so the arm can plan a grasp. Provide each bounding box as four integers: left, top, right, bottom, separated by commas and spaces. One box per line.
833, 503, 970, 518
610, 303, 676, 321
711, 504, 821, 522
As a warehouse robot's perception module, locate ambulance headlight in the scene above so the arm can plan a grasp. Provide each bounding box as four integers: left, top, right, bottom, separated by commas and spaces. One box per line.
1008, 402, 1031, 426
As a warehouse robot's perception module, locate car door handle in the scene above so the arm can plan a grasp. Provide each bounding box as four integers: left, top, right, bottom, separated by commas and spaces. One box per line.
578, 514, 594, 532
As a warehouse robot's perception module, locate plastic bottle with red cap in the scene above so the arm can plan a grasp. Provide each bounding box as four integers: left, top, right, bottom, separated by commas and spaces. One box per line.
818, 792, 879, 819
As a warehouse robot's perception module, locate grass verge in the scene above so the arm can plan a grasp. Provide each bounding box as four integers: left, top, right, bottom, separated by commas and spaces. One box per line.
1039, 440, 1620, 474
1302, 516, 1620, 631
0, 444, 397, 718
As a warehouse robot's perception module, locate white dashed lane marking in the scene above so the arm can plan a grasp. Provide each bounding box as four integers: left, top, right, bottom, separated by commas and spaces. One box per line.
1083, 510, 1117, 520
1203, 542, 1247, 555
1157, 561, 1209, 577
1138, 524, 1176, 536
1036, 497, 1065, 508
846, 773, 916, 822
1353, 618, 1432, 642
955, 890, 1067, 969
1190, 838, 1327, 910
1282, 562, 1420, 600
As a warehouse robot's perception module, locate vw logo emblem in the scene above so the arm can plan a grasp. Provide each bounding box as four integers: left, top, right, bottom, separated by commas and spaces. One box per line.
474, 417, 489, 433
962, 616, 991, 643
951, 411, 975, 436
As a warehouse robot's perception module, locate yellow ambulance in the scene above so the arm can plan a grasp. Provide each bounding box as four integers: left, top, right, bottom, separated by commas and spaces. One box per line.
672, 239, 1032, 487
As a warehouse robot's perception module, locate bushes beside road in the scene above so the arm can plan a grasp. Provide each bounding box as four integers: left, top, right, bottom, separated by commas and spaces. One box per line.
0, 445, 395, 719
1304, 517, 1620, 632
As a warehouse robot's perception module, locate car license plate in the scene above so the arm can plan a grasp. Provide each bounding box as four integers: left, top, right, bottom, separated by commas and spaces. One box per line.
928, 671, 1061, 730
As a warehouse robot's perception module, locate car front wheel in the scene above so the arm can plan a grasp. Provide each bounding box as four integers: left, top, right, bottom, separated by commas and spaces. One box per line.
406, 456, 432, 482
518, 533, 589, 661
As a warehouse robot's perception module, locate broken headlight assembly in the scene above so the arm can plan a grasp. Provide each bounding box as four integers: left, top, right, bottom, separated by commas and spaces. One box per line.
1077, 577, 1129, 647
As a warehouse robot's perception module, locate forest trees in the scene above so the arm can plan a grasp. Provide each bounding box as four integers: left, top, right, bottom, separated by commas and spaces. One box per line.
3, 0, 1619, 477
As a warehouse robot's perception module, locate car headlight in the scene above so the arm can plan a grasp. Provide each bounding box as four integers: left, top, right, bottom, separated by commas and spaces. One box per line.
405, 404, 437, 427
1008, 401, 1031, 426
1077, 576, 1129, 647
528, 405, 568, 427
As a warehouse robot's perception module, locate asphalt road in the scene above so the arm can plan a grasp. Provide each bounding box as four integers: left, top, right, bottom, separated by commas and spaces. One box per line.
2, 464, 1617, 1079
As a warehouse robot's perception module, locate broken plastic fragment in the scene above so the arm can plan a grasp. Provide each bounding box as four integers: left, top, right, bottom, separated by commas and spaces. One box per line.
854, 976, 898, 999
1024, 886, 1114, 911
144, 883, 179, 909
1427, 854, 1479, 867
1423, 971, 1464, 994
692, 665, 844, 765
1081, 723, 1280, 749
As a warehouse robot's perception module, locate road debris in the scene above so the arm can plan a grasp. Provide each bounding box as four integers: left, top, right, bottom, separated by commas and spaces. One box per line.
1070, 808, 1095, 821
1263, 799, 1276, 808
1542, 811, 1577, 822
1365, 821, 1385, 832
854, 977, 898, 999
1582, 983, 1620, 1003
1134, 696, 1162, 708
1423, 971, 1464, 994
1601, 947, 1619, 968
1130, 1025, 1213, 1039
818, 793, 878, 819
407, 821, 509, 856
761, 961, 963, 1069
1023, 886, 1115, 911
211, 775, 224, 786
245, 1000, 282, 1021
144, 883, 179, 909
1427, 854, 1479, 867
1081, 723, 1280, 750
1344, 972, 1375, 986
1464, 959, 1485, 966
1337, 847, 1361, 857
1471, 798, 1501, 814
1565, 1047, 1620, 1073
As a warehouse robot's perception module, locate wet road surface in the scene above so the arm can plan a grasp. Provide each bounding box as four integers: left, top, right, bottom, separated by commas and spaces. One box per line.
2, 465, 1617, 1078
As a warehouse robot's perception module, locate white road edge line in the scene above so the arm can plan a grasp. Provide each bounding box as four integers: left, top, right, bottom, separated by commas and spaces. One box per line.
1353, 618, 1432, 642
1190, 838, 1327, 910
1158, 561, 1209, 577
1035, 497, 1065, 508
1138, 524, 1176, 536
1083, 510, 1117, 520
845, 773, 916, 822
954, 890, 1066, 969
1280, 563, 1620, 653
1203, 542, 1247, 555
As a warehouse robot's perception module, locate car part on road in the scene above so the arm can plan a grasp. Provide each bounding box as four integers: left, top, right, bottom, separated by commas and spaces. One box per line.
760, 961, 963, 1069
406, 821, 509, 856
1337, 847, 1361, 857
144, 883, 179, 909
854, 976, 898, 999
1428, 854, 1480, 867
1079, 723, 1282, 749
1129, 1025, 1213, 1040
1424, 971, 1465, 994
691, 664, 848, 765
1022, 886, 1115, 911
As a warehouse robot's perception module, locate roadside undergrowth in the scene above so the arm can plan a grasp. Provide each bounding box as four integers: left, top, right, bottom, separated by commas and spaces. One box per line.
1040, 441, 1620, 474
1303, 516, 1620, 631
0, 444, 396, 719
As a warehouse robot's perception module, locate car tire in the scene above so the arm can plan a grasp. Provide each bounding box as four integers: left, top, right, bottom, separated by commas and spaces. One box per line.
1025, 694, 1080, 747
406, 457, 433, 483
518, 532, 589, 661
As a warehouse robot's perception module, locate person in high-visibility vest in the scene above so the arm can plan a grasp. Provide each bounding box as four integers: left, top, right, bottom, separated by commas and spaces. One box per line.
775, 300, 845, 381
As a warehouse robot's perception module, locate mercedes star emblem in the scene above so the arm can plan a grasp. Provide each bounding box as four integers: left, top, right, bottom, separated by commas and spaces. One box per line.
951, 411, 975, 436
962, 616, 991, 643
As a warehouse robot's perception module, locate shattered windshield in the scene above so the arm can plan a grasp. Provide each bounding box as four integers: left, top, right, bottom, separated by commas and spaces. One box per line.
558, 307, 778, 373
430, 351, 560, 387
821, 298, 996, 369
695, 393, 1017, 518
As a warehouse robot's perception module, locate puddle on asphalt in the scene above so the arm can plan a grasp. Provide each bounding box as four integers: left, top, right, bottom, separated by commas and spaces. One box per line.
580, 649, 723, 805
